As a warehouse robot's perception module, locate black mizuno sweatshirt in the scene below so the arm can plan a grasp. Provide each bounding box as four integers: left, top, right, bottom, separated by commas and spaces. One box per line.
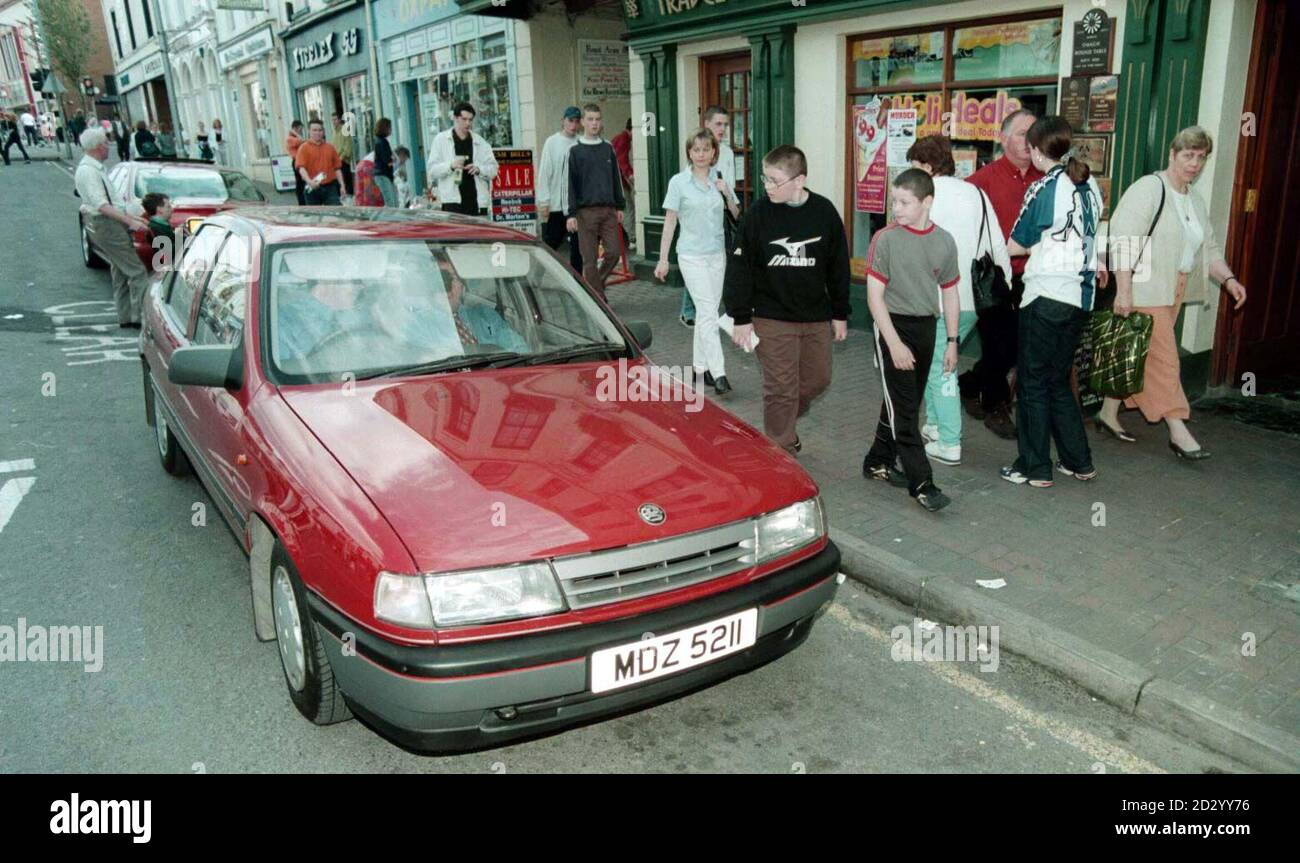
723, 190, 851, 325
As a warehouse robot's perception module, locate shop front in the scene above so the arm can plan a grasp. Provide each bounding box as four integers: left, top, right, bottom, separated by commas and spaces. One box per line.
282, 1, 376, 156
216, 22, 289, 184
116, 50, 171, 129
375, 0, 514, 193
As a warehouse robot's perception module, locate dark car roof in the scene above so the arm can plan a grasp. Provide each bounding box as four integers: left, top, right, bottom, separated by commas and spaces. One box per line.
205, 206, 534, 245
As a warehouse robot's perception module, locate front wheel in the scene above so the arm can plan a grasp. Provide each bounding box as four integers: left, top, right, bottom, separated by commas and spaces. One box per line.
271, 544, 352, 726
145, 368, 189, 476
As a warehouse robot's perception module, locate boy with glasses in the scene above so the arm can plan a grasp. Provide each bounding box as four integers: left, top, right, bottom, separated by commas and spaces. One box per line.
723, 145, 849, 455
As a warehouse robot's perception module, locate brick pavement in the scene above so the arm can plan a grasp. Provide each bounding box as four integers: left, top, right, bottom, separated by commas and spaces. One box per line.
607, 278, 1300, 747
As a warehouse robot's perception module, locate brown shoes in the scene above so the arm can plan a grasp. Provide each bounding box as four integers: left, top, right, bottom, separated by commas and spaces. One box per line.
983, 405, 1017, 440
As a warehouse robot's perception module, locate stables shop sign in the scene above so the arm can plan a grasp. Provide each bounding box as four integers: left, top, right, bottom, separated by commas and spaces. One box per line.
293, 28, 363, 73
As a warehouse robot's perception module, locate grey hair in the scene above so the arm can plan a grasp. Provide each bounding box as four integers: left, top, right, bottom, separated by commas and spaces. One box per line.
80, 126, 108, 150
1170, 125, 1213, 156
1000, 108, 1037, 136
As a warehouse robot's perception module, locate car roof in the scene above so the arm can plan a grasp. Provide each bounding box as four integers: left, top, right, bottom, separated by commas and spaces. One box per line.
204, 206, 535, 244
129, 158, 243, 173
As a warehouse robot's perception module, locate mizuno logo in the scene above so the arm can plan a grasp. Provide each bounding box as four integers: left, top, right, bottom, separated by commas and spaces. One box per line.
769, 236, 821, 257
767, 255, 818, 266
767, 236, 820, 267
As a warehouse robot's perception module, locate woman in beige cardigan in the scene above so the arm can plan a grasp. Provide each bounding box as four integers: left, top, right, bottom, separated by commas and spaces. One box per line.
1095, 127, 1247, 459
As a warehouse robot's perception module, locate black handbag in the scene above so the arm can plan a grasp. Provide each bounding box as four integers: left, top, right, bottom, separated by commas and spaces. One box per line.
719, 188, 739, 253
971, 192, 1009, 311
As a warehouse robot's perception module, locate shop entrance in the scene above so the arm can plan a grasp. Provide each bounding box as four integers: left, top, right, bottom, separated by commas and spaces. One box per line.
700, 51, 752, 207
1214, 0, 1300, 392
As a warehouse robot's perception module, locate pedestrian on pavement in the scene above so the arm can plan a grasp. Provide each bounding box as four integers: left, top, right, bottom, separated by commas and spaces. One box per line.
961, 108, 1042, 440
611, 117, 636, 250
330, 112, 355, 195
723, 145, 850, 456
537, 106, 584, 274
75, 127, 152, 327
1097, 126, 1246, 459
862, 169, 961, 512
566, 103, 625, 301
683, 106, 741, 328
295, 119, 345, 205
427, 102, 498, 217
1000, 116, 1106, 488
907, 135, 1012, 466
141, 192, 176, 270
352, 149, 384, 206
372, 117, 398, 207
286, 120, 306, 205
195, 121, 214, 161
134, 121, 160, 159
70, 112, 87, 144
655, 128, 740, 395
212, 118, 225, 165
395, 146, 413, 208
112, 115, 130, 161
2, 111, 32, 165
40, 115, 54, 145
157, 121, 177, 159
21, 109, 38, 146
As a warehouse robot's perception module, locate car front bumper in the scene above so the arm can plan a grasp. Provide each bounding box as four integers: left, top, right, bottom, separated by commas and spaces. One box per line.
307, 541, 841, 753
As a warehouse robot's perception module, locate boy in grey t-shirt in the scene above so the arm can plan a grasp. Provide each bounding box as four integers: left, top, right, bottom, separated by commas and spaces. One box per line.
863, 168, 961, 512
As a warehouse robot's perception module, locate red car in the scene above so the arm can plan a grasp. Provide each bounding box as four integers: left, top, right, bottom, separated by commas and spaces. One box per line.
81, 159, 265, 271
139, 206, 840, 751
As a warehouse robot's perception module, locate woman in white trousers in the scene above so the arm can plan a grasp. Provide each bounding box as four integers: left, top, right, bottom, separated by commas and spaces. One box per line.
654, 128, 741, 394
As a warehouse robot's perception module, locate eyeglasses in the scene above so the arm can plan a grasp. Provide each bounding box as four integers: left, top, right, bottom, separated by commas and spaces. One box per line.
761, 174, 799, 189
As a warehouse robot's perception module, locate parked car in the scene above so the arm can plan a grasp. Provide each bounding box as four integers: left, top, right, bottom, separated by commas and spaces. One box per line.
81, 159, 265, 271
138, 206, 840, 751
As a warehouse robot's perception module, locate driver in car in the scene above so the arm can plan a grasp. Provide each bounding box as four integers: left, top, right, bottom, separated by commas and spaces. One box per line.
439, 258, 530, 355
275, 278, 371, 366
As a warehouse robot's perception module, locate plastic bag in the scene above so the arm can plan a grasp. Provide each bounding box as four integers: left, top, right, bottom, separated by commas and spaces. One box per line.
1088, 310, 1154, 398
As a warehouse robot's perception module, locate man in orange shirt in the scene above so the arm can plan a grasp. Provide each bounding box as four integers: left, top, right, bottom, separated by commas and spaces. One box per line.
286, 120, 306, 205
295, 119, 346, 205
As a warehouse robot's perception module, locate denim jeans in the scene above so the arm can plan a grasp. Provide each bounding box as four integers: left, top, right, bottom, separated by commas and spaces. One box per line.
1012, 297, 1094, 480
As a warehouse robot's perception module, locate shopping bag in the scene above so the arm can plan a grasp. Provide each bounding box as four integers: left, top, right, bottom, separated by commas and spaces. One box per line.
1088, 310, 1154, 399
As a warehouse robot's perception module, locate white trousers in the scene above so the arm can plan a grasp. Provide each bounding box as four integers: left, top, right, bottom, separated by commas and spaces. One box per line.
677, 252, 727, 377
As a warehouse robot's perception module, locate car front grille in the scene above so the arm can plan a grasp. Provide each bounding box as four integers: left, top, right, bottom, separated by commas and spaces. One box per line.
550, 518, 756, 610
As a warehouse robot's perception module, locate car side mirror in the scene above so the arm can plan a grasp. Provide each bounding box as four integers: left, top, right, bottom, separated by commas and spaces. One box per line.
169, 344, 242, 390
625, 320, 652, 350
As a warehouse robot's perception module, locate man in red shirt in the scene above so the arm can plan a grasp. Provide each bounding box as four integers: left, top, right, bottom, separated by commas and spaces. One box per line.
611, 118, 635, 250
961, 109, 1040, 439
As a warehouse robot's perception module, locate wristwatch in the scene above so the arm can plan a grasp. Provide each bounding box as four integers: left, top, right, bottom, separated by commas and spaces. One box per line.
946, 336, 959, 343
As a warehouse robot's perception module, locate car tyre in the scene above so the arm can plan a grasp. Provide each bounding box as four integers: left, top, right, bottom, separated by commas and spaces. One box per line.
271, 544, 353, 726
145, 367, 190, 476
80, 216, 107, 269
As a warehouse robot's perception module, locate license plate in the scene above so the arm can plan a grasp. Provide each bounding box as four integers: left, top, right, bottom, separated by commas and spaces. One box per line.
589, 608, 758, 694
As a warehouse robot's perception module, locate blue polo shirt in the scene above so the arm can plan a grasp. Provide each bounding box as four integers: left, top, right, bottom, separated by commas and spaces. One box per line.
662, 168, 725, 257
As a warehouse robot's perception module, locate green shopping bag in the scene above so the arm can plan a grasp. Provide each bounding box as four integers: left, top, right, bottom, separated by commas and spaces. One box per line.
1088, 310, 1154, 399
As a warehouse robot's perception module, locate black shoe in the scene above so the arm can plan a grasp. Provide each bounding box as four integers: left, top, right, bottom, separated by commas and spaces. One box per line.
984, 406, 1017, 440
914, 482, 951, 513
679, 314, 695, 328
1094, 418, 1136, 443
962, 393, 987, 421
1169, 441, 1211, 461
703, 371, 715, 387
712, 375, 730, 394
864, 461, 909, 488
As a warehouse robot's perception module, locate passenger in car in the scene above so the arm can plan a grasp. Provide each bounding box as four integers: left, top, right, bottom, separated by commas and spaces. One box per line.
438, 259, 530, 355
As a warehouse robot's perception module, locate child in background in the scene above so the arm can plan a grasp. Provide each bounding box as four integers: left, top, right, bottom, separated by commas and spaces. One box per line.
395, 146, 413, 208
862, 168, 961, 512
141, 192, 177, 271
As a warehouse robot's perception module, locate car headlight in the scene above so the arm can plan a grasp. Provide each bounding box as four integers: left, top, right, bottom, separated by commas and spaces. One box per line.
424, 563, 566, 627
186, 217, 204, 234
375, 571, 435, 628
746, 498, 825, 564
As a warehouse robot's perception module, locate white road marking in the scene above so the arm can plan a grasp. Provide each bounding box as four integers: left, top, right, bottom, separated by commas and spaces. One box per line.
0, 477, 36, 535
0, 459, 36, 473
828, 602, 1166, 774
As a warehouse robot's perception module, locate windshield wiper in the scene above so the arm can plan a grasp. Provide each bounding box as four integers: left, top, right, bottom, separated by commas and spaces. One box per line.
361, 351, 522, 380
491, 341, 627, 368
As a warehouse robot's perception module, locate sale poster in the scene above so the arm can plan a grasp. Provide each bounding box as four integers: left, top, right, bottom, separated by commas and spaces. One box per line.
491, 149, 536, 224
853, 100, 888, 214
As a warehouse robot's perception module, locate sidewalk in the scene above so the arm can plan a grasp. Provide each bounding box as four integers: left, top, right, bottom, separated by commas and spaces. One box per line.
607, 277, 1300, 772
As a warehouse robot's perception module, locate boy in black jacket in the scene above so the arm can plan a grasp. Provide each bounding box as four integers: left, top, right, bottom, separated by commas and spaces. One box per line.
565, 103, 625, 301
723, 145, 850, 455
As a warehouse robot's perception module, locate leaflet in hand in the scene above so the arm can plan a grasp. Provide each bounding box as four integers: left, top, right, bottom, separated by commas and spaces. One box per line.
717, 314, 759, 352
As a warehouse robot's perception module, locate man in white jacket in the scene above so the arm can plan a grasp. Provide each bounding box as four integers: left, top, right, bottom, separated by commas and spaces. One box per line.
426, 102, 498, 217
536, 106, 583, 273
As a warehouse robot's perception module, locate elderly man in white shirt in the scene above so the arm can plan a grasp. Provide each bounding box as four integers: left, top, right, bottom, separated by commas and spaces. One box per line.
76, 127, 152, 327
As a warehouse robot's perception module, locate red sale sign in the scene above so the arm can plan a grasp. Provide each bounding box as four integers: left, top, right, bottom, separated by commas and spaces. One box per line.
491, 149, 537, 224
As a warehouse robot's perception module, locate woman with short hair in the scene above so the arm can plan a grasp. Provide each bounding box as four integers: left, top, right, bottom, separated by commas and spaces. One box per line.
907, 134, 1012, 465
1096, 126, 1247, 459
372, 118, 397, 207
156, 121, 177, 159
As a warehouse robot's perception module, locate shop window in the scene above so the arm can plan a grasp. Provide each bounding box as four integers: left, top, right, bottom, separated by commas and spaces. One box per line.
953, 20, 1061, 81
852, 32, 945, 89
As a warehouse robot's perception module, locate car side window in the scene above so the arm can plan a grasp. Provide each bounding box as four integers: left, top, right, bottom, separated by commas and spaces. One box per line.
194, 235, 251, 346
166, 226, 227, 336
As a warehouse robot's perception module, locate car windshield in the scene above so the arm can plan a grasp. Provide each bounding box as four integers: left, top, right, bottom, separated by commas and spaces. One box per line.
135, 167, 264, 202
267, 241, 630, 383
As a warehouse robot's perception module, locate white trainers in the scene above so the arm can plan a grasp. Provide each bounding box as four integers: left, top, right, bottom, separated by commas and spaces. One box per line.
925, 440, 961, 466
921, 423, 939, 443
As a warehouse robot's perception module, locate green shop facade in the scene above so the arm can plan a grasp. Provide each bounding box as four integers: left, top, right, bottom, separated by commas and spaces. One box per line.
623, 0, 1224, 334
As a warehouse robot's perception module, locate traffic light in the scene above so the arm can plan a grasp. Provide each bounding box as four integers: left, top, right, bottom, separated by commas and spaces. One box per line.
29, 68, 45, 92
82, 76, 94, 95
